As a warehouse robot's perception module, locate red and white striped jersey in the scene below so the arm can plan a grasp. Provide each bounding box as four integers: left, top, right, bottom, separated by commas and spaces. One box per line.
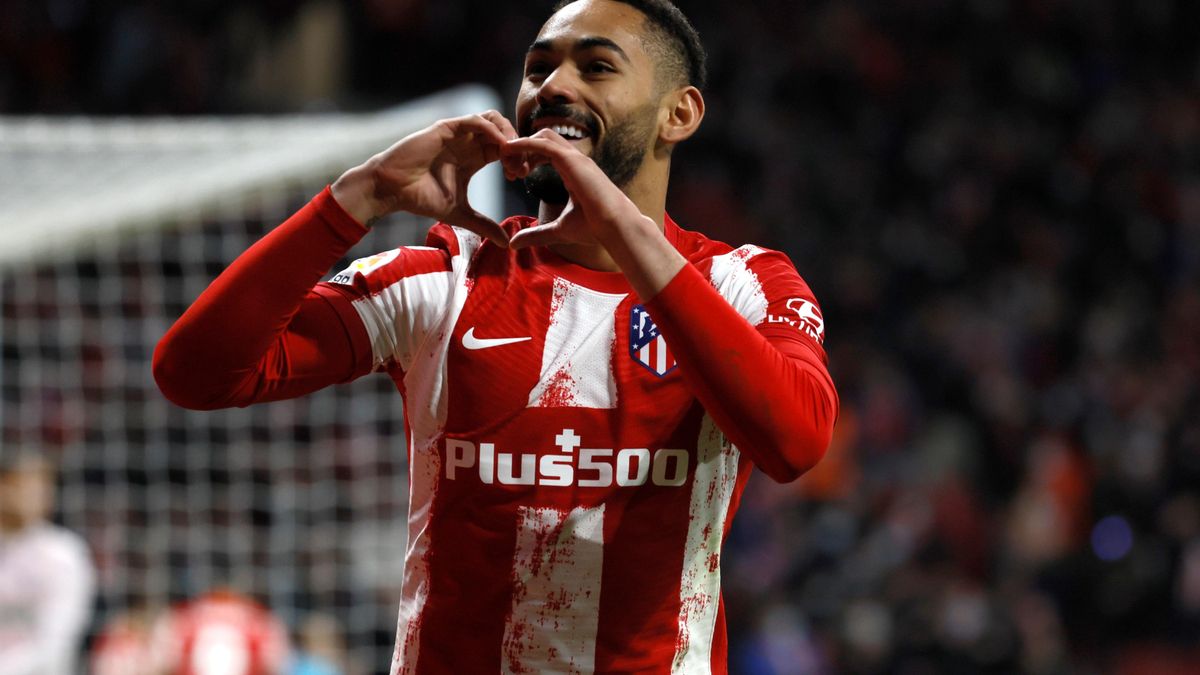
316, 215, 829, 674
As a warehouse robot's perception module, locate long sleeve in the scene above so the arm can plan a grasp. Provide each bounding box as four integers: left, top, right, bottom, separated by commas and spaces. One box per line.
152, 187, 375, 410
644, 260, 839, 483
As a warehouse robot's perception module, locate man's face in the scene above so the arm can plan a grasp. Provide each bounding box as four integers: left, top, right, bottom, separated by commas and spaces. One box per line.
0, 458, 55, 529
517, 0, 663, 204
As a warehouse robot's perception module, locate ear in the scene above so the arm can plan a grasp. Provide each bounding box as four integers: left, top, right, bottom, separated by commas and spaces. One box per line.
659, 86, 705, 145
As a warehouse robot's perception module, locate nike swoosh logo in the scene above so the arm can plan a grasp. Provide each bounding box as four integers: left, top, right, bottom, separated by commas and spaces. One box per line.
462, 327, 532, 350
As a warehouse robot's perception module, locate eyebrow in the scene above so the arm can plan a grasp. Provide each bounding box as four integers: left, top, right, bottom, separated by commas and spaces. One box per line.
526, 36, 631, 63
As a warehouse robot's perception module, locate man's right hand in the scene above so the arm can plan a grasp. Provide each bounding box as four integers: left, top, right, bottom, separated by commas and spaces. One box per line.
331, 110, 518, 246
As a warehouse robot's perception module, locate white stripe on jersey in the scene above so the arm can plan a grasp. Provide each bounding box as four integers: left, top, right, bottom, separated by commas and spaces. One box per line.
527, 279, 626, 409
502, 505, 606, 675
351, 269, 454, 372
390, 228, 480, 675
706, 246, 769, 325
671, 416, 741, 674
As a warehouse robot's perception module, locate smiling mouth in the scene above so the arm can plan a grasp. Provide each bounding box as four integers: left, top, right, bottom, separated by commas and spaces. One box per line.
530, 117, 594, 143
547, 124, 587, 140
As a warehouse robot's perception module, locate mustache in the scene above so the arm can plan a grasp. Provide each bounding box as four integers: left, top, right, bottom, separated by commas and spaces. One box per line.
520, 104, 599, 138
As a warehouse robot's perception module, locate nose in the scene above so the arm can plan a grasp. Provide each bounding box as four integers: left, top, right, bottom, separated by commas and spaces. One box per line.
535, 64, 581, 106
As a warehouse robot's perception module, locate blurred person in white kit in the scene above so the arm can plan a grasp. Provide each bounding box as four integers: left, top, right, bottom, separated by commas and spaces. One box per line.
0, 451, 95, 675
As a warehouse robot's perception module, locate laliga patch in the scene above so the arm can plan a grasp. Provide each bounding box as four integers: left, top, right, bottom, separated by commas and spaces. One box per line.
629, 305, 677, 377
350, 250, 400, 275
328, 250, 400, 285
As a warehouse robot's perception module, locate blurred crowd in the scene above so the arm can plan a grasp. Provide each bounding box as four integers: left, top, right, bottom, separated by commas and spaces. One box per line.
2, 0, 1199, 673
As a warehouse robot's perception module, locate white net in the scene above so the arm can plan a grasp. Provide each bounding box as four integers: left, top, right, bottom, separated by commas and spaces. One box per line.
0, 85, 503, 673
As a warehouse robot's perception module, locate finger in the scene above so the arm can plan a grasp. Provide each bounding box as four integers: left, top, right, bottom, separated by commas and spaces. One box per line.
478, 110, 519, 141
501, 157, 529, 181
498, 139, 555, 177
504, 130, 576, 155
508, 222, 566, 250
445, 113, 510, 148
502, 132, 582, 174
450, 208, 510, 248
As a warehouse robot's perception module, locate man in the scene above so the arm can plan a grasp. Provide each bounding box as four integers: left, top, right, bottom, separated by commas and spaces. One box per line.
0, 452, 96, 675
154, 0, 838, 672
152, 589, 291, 675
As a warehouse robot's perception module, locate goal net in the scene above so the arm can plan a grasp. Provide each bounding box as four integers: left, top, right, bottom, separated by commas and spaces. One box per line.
0, 85, 504, 673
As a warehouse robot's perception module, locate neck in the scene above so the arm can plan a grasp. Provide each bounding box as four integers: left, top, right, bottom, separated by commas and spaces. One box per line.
0, 516, 27, 534
538, 172, 668, 272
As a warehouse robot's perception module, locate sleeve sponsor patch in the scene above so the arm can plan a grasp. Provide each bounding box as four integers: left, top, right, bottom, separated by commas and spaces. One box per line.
328, 249, 402, 285
767, 297, 825, 344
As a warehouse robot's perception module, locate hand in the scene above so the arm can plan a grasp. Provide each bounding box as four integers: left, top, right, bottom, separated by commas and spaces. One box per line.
500, 130, 656, 250
332, 111, 518, 245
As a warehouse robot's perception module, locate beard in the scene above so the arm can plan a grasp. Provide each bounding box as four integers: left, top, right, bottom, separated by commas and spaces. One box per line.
523, 103, 657, 206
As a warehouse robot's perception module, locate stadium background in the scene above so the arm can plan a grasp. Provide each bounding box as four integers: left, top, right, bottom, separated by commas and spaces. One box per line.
2, 0, 1199, 673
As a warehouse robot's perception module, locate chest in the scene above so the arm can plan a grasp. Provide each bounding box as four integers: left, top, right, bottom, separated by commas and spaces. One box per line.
443, 266, 691, 433
0, 544, 48, 631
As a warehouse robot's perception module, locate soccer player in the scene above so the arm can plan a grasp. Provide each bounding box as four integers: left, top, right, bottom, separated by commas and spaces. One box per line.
151, 589, 291, 675
0, 452, 96, 675
153, 0, 839, 672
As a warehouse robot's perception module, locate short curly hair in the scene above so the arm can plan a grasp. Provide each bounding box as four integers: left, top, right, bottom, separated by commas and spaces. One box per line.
551, 0, 707, 90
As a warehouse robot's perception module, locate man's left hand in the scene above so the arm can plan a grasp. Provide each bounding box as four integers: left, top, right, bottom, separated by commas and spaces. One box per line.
501, 130, 657, 250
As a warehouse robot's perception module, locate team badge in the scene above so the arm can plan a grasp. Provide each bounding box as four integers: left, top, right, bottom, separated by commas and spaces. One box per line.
629, 305, 677, 377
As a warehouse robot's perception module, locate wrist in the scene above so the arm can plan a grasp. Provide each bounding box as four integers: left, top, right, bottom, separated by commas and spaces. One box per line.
598, 213, 686, 299
331, 164, 386, 227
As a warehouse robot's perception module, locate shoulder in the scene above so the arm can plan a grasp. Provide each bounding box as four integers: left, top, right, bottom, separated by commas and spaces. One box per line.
23, 525, 94, 576
324, 217, 534, 295
669, 216, 804, 287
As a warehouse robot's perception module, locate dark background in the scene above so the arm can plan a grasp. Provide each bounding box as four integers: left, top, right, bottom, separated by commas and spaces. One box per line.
3, 0, 1199, 673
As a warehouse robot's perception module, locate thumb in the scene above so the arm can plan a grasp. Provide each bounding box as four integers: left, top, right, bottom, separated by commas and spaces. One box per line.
508, 222, 564, 250
451, 207, 510, 248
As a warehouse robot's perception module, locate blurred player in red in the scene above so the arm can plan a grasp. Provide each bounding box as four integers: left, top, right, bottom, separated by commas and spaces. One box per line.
153, 589, 290, 675
0, 452, 95, 675
155, 0, 839, 672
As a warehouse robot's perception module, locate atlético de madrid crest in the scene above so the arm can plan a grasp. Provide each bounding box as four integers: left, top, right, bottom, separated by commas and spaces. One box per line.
630, 305, 677, 377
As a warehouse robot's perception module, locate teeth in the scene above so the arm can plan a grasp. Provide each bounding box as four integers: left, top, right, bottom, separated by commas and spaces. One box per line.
551, 124, 585, 139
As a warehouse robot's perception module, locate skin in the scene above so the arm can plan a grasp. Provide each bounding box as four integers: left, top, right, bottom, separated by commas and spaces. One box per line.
330, 0, 705, 300
0, 457, 55, 534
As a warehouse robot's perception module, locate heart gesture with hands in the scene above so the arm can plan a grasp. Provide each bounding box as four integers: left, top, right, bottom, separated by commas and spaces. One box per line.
501, 129, 656, 251
502, 128, 686, 299
333, 113, 685, 298
331, 110, 519, 246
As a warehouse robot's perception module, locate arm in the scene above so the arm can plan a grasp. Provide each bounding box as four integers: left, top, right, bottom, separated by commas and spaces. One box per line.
644, 264, 837, 482
152, 189, 373, 409
154, 111, 520, 409
503, 132, 837, 481
597, 219, 837, 482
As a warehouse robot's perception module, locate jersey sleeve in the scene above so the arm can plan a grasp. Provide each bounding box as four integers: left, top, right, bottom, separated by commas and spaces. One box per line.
315, 221, 467, 373
707, 245, 828, 362
154, 187, 375, 409
644, 246, 839, 482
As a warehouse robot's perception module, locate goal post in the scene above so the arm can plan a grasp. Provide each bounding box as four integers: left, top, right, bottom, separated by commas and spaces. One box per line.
0, 85, 504, 672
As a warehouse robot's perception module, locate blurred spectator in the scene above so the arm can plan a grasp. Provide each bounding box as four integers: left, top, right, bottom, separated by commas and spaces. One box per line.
154, 589, 290, 675
0, 451, 96, 675
287, 613, 354, 675
91, 603, 169, 675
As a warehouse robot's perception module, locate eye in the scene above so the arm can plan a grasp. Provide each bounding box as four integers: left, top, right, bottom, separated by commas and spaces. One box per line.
525, 60, 551, 78
584, 61, 615, 75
